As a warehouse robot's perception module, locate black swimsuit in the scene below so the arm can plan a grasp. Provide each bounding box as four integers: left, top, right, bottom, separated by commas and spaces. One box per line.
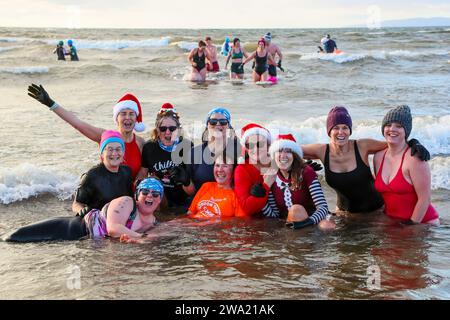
254, 51, 268, 76
324, 141, 384, 213
193, 49, 206, 72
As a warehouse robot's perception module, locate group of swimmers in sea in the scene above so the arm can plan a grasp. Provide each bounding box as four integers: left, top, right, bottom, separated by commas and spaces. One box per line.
53, 40, 79, 61
188, 32, 283, 83
5, 83, 439, 244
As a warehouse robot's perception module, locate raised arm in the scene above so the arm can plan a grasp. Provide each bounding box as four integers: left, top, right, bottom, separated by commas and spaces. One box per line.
27, 84, 104, 142
300, 143, 326, 162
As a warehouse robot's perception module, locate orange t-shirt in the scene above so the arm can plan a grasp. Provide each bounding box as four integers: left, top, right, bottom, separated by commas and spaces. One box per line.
188, 182, 247, 219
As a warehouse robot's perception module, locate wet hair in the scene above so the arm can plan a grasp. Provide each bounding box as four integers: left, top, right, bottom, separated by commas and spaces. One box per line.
151, 110, 182, 141
198, 40, 206, 47
233, 38, 240, 45
288, 152, 306, 191
214, 151, 237, 187
205, 36, 211, 41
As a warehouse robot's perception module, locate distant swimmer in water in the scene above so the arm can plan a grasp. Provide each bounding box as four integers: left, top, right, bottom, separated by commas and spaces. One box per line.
374, 105, 439, 225
5, 178, 162, 243
263, 32, 284, 77
205, 36, 220, 72
66, 39, 79, 61
27, 84, 146, 179
188, 40, 212, 82
225, 38, 249, 80
319, 34, 338, 53
221, 37, 231, 56
240, 38, 276, 82
53, 40, 66, 60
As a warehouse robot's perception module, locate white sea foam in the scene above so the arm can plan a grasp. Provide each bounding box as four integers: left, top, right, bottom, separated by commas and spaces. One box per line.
43, 37, 171, 50
0, 66, 49, 74
0, 164, 78, 204
0, 47, 16, 53
174, 41, 198, 51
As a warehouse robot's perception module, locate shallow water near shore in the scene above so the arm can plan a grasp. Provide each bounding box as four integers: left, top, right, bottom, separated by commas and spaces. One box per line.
0, 26, 449, 299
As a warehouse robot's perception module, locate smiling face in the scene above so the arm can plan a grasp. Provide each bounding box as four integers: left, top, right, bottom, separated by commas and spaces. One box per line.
101, 142, 124, 168
158, 117, 179, 146
116, 108, 137, 133
275, 148, 294, 171
136, 188, 162, 215
383, 122, 406, 144
214, 156, 234, 187
246, 134, 270, 165
207, 113, 229, 140
329, 124, 351, 147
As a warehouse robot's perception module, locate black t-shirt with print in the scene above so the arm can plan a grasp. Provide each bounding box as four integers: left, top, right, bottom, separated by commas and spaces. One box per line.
141, 137, 193, 206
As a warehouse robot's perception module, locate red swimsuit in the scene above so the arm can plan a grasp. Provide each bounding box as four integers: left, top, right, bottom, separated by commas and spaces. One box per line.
123, 134, 141, 180
374, 148, 438, 223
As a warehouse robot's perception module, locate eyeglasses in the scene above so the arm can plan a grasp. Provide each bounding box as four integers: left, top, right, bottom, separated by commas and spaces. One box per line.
105, 147, 123, 154
159, 126, 178, 132
140, 189, 161, 198
245, 141, 266, 149
208, 119, 229, 126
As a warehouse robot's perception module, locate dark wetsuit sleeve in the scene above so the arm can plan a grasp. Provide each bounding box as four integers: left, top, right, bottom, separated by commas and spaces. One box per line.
141, 143, 151, 169
74, 172, 94, 206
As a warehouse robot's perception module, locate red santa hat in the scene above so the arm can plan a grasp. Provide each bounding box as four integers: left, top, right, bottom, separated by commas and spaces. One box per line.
113, 93, 145, 132
269, 134, 303, 158
159, 102, 177, 114
240, 123, 272, 144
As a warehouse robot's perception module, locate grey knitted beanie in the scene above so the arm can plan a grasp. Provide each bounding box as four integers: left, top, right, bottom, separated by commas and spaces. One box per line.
381, 105, 412, 139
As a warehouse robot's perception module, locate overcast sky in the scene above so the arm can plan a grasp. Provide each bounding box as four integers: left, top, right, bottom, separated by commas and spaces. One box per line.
1, 0, 450, 28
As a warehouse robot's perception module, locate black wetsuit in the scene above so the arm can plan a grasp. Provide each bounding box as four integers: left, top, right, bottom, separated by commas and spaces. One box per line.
193, 49, 206, 72
141, 138, 193, 207
254, 52, 268, 76
55, 46, 66, 60
5, 164, 133, 243
324, 141, 384, 213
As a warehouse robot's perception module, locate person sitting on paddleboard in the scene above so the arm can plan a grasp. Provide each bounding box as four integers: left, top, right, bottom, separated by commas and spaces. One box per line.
319, 34, 338, 53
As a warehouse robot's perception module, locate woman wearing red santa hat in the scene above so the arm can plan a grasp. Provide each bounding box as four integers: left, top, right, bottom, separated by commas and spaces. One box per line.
234, 123, 273, 215
262, 133, 335, 230
27, 84, 146, 179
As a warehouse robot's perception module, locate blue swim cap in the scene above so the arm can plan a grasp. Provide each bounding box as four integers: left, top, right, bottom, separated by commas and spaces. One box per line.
68, 39, 73, 46
136, 178, 164, 199
225, 37, 230, 42
206, 107, 231, 125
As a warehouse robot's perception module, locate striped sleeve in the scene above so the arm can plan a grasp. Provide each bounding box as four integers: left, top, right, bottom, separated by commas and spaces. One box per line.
308, 178, 329, 224
262, 191, 280, 218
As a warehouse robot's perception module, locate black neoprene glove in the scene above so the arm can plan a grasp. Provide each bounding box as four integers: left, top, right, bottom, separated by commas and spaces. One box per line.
76, 206, 92, 218
27, 84, 56, 108
400, 219, 420, 226
250, 183, 266, 198
286, 217, 314, 229
277, 60, 284, 72
408, 139, 430, 161
170, 166, 191, 186
305, 159, 323, 171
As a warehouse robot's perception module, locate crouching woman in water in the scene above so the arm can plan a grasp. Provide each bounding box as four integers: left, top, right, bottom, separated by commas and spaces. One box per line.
374, 105, 439, 225
262, 134, 335, 230
6, 178, 164, 242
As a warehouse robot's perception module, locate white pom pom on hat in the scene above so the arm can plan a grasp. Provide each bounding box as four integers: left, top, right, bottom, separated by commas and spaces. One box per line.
269, 133, 303, 158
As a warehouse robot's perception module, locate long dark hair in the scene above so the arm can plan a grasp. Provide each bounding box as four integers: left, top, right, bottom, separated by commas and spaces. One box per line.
288, 153, 306, 191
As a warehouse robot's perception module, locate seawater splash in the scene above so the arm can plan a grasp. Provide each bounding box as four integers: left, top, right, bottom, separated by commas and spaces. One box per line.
0, 164, 78, 204
42, 37, 171, 50
0, 66, 49, 74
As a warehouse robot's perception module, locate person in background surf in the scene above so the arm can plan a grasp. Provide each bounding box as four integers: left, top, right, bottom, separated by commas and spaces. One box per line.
187, 154, 247, 220
136, 103, 193, 212
225, 38, 249, 80
263, 32, 284, 77
184, 107, 241, 196
73, 130, 133, 217
66, 39, 79, 61
240, 38, 275, 82
262, 134, 335, 230
188, 40, 212, 82
319, 34, 338, 53
374, 105, 439, 225
221, 37, 231, 56
301, 106, 430, 214
53, 40, 66, 60
27, 84, 146, 179
205, 36, 220, 72
6, 178, 162, 243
